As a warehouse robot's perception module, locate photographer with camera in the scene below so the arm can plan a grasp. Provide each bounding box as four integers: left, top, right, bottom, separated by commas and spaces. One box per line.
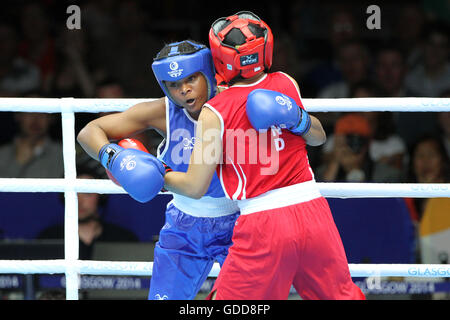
317, 113, 373, 182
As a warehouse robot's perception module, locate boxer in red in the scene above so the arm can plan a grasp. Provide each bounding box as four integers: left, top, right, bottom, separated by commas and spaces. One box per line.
163, 11, 365, 300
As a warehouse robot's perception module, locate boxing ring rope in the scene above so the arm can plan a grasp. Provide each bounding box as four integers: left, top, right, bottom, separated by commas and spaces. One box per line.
0, 96, 449, 300
1, 179, 449, 198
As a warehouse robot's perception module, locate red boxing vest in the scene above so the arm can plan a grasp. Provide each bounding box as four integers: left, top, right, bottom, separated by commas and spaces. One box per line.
205, 72, 314, 200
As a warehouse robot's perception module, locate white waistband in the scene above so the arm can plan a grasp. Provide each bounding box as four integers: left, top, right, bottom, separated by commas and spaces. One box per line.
237, 180, 322, 215
171, 194, 240, 218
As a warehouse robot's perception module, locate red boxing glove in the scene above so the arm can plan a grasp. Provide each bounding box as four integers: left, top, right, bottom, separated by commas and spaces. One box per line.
106, 138, 149, 186
118, 138, 149, 152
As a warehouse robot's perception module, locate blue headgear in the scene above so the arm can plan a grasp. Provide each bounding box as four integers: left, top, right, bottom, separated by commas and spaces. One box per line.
152, 41, 217, 105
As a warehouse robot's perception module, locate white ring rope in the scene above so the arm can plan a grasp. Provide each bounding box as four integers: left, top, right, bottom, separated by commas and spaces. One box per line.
0, 97, 449, 112
0, 261, 449, 278
0, 97, 449, 300
0, 179, 449, 198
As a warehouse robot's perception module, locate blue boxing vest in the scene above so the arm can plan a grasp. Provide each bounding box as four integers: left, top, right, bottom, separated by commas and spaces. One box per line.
157, 97, 239, 217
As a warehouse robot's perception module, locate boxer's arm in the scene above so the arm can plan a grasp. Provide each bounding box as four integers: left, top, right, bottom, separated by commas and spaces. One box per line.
303, 115, 326, 146
77, 98, 167, 160
284, 74, 326, 146
163, 107, 222, 199
246, 89, 326, 147
99, 143, 165, 203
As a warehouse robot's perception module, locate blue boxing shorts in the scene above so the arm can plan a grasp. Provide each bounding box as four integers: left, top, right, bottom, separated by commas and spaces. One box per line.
148, 203, 239, 300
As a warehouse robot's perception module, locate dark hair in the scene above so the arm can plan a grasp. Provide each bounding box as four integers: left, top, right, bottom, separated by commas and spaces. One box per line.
423, 21, 449, 43
349, 80, 379, 98
407, 134, 450, 183
375, 42, 406, 63
406, 134, 450, 219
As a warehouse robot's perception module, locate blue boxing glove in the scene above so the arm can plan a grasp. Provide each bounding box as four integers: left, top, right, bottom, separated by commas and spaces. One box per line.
99, 143, 165, 203
246, 89, 311, 135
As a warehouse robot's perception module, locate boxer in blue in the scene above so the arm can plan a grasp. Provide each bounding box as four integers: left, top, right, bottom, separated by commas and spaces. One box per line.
77, 40, 240, 300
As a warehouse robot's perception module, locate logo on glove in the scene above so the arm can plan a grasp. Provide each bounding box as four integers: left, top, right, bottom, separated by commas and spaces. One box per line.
120, 155, 137, 171
275, 95, 292, 110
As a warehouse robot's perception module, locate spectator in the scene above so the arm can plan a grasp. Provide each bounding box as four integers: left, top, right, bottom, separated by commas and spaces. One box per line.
437, 89, 450, 158
317, 113, 373, 182
37, 164, 139, 260
349, 79, 378, 98
316, 40, 371, 132
318, 40, 371, 99
406, 135, 450, 222
347, 81, 408, 183
101, 0, 162, 98
81, 0, 118, 54
0, 23, 41, 96
410, 135, 449, 183
374, 44, 409, 97
95, 78, 125, 100
393, 4, 426, 69
405, 22, 450, 98
0, 104, 63, 178
270, 33, 302, 82
376, 40, 442, 148
438, 111, 450, 158
405, 135, 450, 300
51, 29, 98, 98
409, 135, 449, 185
305, 8, 359, 95
328, 8, 358, 54
18, 2, 56, 93
368, 112, 407, 183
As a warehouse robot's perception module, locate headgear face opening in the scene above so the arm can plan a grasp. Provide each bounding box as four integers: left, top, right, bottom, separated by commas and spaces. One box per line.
209, 11, 274, 84
152, 40, 217, 105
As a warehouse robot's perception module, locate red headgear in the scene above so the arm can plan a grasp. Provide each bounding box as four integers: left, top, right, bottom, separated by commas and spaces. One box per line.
209, 11, 273, 84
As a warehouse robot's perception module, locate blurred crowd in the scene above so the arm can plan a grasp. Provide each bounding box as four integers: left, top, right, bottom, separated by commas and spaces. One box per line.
0, 0, 449, 299
0, 0, 448, 176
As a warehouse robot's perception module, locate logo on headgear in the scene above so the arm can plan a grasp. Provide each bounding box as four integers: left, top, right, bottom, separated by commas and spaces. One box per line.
240, 53, 259, 66
168, 61, 183, 78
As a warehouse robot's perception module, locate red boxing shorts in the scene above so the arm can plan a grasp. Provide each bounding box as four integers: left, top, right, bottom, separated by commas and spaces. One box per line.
207, 196, 365, 300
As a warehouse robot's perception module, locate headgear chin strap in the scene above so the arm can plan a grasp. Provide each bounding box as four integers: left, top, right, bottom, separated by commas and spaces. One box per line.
209, 11, 274, 84
152, 41, 217, 104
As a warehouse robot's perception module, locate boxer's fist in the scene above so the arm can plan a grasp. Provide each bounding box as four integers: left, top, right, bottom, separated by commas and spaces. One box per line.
118, 138, 149, 152
106, 138, 149, 185
246, 89, 311, 136
99, 142, 165, 203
